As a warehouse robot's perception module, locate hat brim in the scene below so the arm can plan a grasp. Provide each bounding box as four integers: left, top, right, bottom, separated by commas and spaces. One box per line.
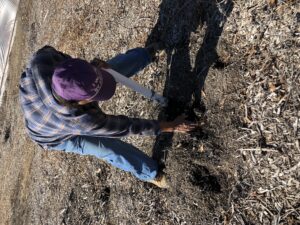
92, 69, 116, 101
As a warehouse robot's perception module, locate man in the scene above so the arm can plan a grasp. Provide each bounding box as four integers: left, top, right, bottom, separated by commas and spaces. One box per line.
19, 45, 195, 188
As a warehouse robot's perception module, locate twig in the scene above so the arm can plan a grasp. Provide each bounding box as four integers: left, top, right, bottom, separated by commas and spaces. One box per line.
286, 161, 300, 173
239, 148, 278, 152
258, 200, 274, 217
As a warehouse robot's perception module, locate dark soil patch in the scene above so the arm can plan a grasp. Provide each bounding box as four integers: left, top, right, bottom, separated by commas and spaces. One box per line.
3, 126, 10, 142
190, 165, 222, 193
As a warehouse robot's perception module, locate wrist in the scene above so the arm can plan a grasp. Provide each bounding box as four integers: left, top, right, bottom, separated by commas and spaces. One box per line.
159, 122, 175, 132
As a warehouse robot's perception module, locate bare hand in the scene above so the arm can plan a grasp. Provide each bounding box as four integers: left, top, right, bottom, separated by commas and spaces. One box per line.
159, 115, 198, 133
171, 115, 198, 133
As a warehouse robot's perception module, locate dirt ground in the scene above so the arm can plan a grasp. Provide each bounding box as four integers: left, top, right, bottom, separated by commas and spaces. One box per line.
0, 0, 299, 224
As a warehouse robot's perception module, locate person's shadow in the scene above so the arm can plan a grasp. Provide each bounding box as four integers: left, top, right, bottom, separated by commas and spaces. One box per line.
146, 0, 233, 168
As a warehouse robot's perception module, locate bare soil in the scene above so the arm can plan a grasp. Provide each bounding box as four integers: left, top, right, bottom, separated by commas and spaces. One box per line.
0, 0, 299, 224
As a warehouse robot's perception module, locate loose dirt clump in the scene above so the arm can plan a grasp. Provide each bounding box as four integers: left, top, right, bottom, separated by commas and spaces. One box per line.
0, 0, 299, 224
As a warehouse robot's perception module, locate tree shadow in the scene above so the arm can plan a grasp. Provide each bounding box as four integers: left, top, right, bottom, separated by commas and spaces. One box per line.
146, 0, 233, 168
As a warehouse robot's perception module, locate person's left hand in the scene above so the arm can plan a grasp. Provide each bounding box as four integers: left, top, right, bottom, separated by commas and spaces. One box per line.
159, 115, 198, 133
90, 58, 110, 69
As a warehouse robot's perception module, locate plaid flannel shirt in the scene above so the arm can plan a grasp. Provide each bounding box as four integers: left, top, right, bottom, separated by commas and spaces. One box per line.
19, 46, 160, 148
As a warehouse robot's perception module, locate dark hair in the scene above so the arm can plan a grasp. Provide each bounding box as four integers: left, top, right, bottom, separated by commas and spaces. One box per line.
52, 89, 81, 108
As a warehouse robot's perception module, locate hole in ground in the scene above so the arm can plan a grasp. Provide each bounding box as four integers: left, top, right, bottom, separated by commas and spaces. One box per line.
4, 126, 11, 142
190, 165, 221, 193
100, 187, 110, 203
212, 57, 230, 69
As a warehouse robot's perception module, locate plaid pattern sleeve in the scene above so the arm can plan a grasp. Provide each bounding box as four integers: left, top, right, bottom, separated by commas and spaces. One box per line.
19, 46, 160, 147
79, 104, 161, 137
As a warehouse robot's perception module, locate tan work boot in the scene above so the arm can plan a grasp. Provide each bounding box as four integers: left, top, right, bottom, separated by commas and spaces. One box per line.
148, 172, 169, 189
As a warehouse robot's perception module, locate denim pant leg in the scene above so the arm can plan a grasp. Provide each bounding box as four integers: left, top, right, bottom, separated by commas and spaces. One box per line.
107, 48, 151, 78
51, 136, 158, 181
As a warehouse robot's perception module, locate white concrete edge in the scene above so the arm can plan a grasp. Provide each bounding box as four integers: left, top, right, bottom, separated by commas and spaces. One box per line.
0, 9, 18, 107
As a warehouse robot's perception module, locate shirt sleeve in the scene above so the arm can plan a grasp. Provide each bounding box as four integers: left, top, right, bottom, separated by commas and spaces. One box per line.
78, 110, 161, 137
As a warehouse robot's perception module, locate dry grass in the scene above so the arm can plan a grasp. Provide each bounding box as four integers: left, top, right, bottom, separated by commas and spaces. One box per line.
217, 1, 300, 224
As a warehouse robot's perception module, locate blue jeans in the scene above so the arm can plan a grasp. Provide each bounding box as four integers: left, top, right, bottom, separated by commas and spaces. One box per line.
50, 48, 158, 181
